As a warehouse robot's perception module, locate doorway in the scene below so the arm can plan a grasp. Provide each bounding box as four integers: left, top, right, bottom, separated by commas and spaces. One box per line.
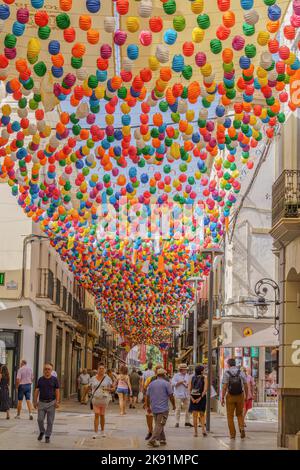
0, 330, 21, 407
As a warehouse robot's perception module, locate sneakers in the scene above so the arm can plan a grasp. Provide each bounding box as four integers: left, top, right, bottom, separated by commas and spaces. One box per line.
185, 422, 193, 427
145, 432, 152, 440
29, 414, 33, 420
175, 423, 179, 428
45, 437, 50, 444
240, 429, 246, 439
37, 433, 44, 441
160, 440, 167, 446
147, 440, 160, 448
14, 415, 20, 419
100, 431, 106, 438
92, 433, 98, 439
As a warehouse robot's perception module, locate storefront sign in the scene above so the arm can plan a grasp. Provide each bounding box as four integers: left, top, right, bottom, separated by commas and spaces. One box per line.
6, 280, 18, 290
0, 272, 5, 286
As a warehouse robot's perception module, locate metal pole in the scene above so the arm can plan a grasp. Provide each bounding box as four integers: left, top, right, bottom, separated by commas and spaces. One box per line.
85, 313, 88, 368
193, 281, 198, 364
206, 263, 214, 432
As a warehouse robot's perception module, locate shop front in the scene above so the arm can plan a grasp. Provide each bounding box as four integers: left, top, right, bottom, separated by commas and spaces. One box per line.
219, 323, 279, 403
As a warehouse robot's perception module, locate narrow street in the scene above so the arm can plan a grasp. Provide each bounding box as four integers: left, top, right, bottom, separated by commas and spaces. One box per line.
0, 399, 280, 451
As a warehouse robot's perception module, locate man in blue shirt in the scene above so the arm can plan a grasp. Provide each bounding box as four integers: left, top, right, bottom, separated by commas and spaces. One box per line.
146, 368, 175, 447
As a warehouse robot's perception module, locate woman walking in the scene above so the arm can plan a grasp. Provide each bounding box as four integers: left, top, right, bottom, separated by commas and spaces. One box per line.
116, 365, 132, 416
189, 365, 208, 437
89, 363, 113, 439
0, 365, 10, 419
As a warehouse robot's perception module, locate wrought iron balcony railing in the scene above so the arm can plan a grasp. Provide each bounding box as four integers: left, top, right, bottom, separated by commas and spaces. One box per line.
272, 170, 300, 226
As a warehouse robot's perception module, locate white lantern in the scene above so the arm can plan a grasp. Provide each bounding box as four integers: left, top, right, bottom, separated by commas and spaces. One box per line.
104, 17, 115, 33
155, 44, 169, 64
138, 0, 153, 18
122, 58, 134, 71
244, 9, 259, 25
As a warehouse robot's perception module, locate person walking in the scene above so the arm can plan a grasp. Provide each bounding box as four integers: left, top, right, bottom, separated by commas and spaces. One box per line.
141, 362, 155, 390
172, 363, 192, 428
15, 359, 34, 420
242, 367, 255, 426
189, 365, 208, 437
33, 363, 60, 444
116, 365, 132, 415
79, 368, 90, 404
89, 363, 113, 439
0, 365, 10, 419
221, 358, 248, 439
146, 368, 175, 448
143, 363, 164, 441
129, 367, 141, 409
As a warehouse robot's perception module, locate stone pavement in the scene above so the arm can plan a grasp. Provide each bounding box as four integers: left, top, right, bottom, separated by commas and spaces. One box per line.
0, 398, 282, 450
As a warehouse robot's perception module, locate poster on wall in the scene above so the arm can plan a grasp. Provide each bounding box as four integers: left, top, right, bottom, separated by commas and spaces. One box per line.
223, 348, 232, 368
243, 347, 250, 357
236, 358, 242, 367
243, 357, 251, 369
251, 347, 259, 358
252, 357, 259, 378
235, 347, 243, 357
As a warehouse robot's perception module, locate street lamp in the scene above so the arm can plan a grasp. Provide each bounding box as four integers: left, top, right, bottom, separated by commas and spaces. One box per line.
202, 247, 224, 433
244, 278, 280, 335
187, 277, 204, 365
17, 306, 24, 327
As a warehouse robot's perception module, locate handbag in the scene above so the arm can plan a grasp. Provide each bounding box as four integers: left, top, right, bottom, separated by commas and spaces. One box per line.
90, 376, 106, 410
138, 391, 144, 403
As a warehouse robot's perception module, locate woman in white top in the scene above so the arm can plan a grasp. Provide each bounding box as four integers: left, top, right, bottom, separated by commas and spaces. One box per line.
89, 363, 113, 438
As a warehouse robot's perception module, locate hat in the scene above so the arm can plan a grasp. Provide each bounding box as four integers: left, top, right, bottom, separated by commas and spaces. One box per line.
156, 368, 167, 376
179, 363, 188, 369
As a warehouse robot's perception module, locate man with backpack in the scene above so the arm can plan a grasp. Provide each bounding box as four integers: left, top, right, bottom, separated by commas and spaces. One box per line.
221, 358, 248, 439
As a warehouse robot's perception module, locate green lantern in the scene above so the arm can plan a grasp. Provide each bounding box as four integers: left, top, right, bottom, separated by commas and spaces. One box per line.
245, 44, 256, 58
210, 39, 222, 54
163, 0, 177, 15
56, 13, 71, 30
38, 26, 51, 40
197, 14, 210, 30
33, 61, 47, 77
173, 15, 185, 32
243, 23, 255, 36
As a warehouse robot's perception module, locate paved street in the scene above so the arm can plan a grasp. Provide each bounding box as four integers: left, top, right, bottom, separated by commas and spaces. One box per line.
0, 399, 281, 451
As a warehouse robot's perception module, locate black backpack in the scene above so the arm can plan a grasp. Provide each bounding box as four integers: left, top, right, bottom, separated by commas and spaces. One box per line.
227, 370, 243, 395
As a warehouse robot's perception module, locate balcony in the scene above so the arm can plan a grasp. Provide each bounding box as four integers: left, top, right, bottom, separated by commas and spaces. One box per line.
270, 170, 300, 247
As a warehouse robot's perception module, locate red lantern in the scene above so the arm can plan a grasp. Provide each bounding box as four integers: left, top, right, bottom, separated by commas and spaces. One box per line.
284, 25, 296, 40
218, 0, 230, 11
268, 38, 279, 53
149, 17, 163, 33
116, 0, 129, 15
182, 42, 194, 57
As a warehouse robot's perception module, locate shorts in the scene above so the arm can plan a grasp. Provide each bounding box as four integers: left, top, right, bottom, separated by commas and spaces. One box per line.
18, 384, 31, 401
244, 398, 253, 411
131, 389, 139, 398
117, 388, 129, 395
93, 404, 107, 415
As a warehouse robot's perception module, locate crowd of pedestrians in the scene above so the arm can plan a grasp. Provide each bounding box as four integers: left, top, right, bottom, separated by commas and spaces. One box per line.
0, 356, 254, 446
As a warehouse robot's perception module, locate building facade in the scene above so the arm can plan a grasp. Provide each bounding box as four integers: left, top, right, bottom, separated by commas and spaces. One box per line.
271, 109, 300, 447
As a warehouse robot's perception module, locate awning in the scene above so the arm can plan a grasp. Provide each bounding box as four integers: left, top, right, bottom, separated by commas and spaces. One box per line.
176, 347, 193, 363
224, 326, 279, 348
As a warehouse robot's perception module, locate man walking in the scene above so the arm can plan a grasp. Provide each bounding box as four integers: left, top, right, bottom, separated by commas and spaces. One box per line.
33, 363, 60, 443
221, 358, 248, 439
146, 368, 175, 447
15, 359, 34, 420
78, 368, 90, 404
172, 363, 192, 427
